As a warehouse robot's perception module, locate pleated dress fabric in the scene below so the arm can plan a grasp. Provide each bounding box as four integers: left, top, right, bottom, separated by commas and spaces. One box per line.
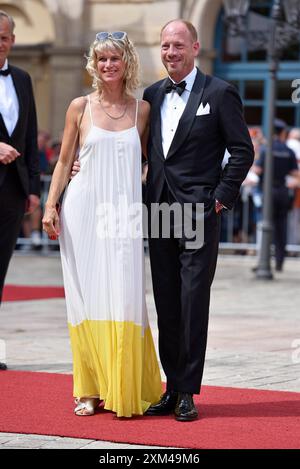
59, 97, 162, 417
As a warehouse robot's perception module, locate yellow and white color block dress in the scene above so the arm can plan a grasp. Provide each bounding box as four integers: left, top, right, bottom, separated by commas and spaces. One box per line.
59, 97, 162, 417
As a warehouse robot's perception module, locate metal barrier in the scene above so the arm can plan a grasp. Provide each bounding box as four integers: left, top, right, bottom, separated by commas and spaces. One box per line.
16, 177, 300, 254
219, 185, 300, 253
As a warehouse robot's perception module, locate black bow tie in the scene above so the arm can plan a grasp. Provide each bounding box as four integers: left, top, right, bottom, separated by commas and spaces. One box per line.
165, 79, 186, 96
0, 67, 10, 77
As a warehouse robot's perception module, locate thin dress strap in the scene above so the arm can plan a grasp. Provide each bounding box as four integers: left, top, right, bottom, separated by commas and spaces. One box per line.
134, 99, 139, 127
87, 95, 94, 127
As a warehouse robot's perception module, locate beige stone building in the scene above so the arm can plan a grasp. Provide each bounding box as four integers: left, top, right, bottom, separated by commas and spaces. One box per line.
6, 1, 299, 136
2, 0, 222, 138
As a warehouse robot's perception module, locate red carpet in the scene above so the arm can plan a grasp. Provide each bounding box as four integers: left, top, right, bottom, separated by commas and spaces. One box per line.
2, 285, 65, 302
0, 371, 299, 448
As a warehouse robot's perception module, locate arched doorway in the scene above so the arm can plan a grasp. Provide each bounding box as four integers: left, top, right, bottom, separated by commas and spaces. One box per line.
188, 0, 222, 74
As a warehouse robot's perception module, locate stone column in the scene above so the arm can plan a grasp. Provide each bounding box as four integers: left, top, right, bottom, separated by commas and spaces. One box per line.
186, 0, 222, 75
49, 47, 86, 139
11, 46, 52, 132
45, 0, 87, 138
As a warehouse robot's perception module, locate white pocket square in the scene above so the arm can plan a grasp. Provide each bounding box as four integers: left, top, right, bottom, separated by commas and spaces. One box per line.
196, 103, 210, 116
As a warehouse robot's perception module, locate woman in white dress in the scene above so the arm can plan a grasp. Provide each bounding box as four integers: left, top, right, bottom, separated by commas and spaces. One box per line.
42, 32, 162, 418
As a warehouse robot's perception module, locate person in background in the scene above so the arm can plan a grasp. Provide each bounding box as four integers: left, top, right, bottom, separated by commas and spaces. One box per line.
22, 130, 51, 250
287, 128, 300, 247
0, 10, 39, 370
47, 139, 62, 174
243, 127, 266, 253
253, 119, 300, 271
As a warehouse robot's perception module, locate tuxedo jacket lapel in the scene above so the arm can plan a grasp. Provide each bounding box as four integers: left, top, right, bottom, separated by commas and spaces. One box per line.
9, 67, 24, 139
151, 79, 167, 161
166, 69, 206, 160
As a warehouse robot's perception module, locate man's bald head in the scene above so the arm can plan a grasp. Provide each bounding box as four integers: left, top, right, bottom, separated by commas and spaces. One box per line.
161, 20, 198, 43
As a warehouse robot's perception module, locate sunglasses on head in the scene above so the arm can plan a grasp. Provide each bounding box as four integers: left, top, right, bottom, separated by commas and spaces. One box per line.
96, 31, 127, 41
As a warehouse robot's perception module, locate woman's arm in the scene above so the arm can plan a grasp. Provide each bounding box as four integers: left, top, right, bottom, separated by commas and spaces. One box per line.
42, 97, 86, 238
139, 100, 150, 159
139, 100, 150, 185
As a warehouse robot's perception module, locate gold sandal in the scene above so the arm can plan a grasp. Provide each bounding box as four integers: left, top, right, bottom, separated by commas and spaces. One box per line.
74, 397, 101, 416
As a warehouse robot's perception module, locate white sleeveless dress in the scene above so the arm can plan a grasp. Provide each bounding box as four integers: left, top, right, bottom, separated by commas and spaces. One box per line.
59, 97, 162, 417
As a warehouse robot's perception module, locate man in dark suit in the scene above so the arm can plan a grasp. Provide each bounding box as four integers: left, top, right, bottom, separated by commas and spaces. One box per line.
143, 19, 254, 420
0, 11, 40, 370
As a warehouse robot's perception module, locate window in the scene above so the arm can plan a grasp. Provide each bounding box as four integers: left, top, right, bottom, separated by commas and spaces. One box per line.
221, 0, 300, 63
214, 0, 300, 133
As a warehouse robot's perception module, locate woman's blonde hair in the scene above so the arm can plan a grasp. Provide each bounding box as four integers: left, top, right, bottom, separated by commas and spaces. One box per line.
86, 34, 140, 96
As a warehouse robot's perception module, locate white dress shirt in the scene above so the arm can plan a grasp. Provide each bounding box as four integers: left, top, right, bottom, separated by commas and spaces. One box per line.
0, 60, 19, 136
161, 67, 197, 157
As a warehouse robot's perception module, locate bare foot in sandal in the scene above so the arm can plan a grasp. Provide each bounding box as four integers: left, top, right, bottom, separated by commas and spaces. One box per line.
74, 397, 101, 416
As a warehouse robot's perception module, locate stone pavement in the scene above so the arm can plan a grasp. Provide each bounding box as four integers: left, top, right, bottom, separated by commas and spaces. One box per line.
0, 252, 299, 449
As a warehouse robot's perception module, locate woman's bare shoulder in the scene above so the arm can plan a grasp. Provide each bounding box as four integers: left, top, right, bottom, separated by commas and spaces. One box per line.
69, 96, 89, 113
66, 96, 90, 124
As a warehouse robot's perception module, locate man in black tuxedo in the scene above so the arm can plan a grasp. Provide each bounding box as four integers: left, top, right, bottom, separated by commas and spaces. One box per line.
143, 20, 254, 420
0, 11, 40, 370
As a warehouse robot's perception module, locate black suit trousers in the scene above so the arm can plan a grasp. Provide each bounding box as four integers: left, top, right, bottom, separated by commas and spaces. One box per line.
0, 167, 26, 302
148, 185, 221, 394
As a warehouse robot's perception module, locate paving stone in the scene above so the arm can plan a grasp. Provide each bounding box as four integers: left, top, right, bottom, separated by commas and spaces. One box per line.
3, 437, 56, 449
40, 437, 94, 449
81, 441, 171, 449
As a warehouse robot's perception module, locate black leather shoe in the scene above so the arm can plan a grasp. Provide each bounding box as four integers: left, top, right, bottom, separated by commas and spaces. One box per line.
0, 362, 7, 371
145, 391, 178, 416
175, 393, 198, 421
